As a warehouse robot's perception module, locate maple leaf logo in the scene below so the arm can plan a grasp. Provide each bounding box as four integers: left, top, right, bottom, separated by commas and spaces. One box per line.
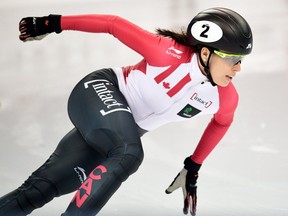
163, 82, 170, 89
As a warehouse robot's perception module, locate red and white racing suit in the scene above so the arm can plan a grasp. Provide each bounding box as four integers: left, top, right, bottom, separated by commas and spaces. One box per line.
62, 14, 238, 164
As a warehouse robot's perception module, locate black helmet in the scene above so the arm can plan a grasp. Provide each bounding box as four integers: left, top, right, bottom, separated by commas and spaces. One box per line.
187, 7, 253, 55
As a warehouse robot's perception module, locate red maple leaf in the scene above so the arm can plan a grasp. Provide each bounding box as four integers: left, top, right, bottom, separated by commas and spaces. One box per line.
163, 82, 170, 89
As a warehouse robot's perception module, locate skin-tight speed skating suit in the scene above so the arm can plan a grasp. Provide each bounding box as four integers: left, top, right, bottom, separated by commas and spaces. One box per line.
0, 15, 238, 216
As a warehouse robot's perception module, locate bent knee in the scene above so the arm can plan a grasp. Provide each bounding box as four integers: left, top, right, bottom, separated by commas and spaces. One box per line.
111, 143, 144, 181
84, 128, 144, 180
21, 178, 58, 209
122, 146, 144, 174
0, 178, 59, 215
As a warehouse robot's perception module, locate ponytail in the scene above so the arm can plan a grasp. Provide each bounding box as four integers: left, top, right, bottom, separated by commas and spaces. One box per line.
155, 28, 197, 52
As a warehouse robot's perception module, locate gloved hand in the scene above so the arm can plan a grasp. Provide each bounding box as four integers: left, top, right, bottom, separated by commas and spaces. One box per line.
19, 15, 62, 42
165, 157, 201, 216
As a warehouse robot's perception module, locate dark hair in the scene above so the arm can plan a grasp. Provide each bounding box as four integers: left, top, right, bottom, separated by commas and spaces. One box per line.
155, 28, 198, 52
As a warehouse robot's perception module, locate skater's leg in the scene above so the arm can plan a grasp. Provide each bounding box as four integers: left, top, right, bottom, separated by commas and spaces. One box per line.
62, 129, 144, 216
0, 128, 105, 216
63, 69, 144, 215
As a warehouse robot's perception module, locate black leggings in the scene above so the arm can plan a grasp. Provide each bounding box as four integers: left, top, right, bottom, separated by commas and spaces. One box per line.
0, 69, 146, 216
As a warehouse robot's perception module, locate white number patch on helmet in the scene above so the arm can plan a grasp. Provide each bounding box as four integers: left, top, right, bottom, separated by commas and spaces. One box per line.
191, 20, 223, 43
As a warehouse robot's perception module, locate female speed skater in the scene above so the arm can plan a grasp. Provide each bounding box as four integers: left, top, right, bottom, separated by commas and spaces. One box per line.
0, 7, 253, 216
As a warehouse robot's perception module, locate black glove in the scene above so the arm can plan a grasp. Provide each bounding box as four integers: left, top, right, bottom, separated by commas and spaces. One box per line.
19, 14, 62, 42
165, 157, 201, 215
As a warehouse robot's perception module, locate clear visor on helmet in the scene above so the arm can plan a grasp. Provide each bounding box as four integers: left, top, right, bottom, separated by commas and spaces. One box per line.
214, 50, 246, 65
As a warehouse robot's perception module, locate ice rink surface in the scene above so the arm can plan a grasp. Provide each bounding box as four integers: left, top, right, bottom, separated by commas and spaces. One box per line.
0, 0, 287, 215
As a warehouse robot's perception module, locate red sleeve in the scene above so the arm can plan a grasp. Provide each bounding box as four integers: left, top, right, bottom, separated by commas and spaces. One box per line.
191, 83, 239, 164
60, 14, 188, 66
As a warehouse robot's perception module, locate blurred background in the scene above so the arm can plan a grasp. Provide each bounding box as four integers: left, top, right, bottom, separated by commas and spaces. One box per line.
0, 0, 287, 215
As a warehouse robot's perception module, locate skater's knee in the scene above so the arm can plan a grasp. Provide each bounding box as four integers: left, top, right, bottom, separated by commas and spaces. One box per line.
84, 128, 144, 180
111, 143, 144, 181
24, 178, 59, 207
11, 178, 58, 214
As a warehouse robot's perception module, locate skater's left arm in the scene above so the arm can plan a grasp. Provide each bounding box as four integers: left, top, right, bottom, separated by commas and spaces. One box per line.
191, 83, 239, 164
165, 83, 238, 215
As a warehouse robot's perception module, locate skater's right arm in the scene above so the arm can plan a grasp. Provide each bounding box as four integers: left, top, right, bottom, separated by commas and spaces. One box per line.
19, 14, 190, 66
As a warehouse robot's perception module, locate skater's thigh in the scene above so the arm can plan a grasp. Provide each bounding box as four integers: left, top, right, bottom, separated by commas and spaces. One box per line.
68, 69, 142, 153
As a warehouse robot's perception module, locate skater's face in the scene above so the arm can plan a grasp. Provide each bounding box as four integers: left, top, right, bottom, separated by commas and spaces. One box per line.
199, 47, 244, 87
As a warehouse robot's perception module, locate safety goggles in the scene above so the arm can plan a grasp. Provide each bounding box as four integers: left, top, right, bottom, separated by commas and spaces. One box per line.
213, 50, 246, 65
